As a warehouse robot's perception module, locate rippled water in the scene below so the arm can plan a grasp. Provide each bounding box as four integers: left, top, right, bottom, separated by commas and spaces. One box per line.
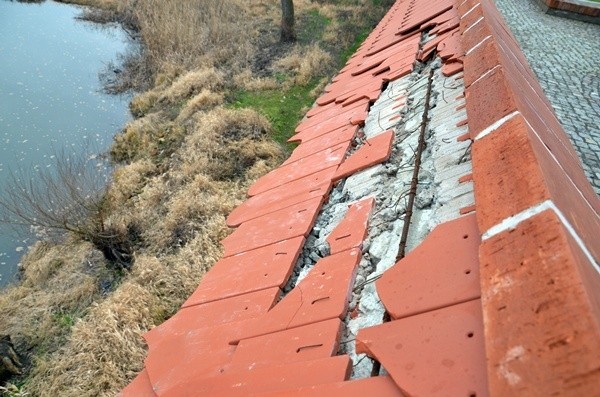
0, 0, 132, 287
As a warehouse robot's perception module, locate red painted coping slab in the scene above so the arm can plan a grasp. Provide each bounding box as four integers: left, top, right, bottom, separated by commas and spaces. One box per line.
326, 197, 375, 254
480, 209, 600, 396
247, 142, 349, 197
357, 300, 489, 397
221, 196, 324, 257
145, 250, 359, 393
231, 248, 362, 343
227, 182, 330, 227
377, 213, 481, 320
333, 129, 394, 181
118, 369, 156, 397
144, 288, 280, 349
255, 376, 405, 397
183, 237, 304, 307
159, 356, 351, 397
458, 0, 600, 394
229, 318, 343, 371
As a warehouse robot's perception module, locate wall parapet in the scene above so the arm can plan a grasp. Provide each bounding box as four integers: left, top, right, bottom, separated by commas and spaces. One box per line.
459, 0, 600, 394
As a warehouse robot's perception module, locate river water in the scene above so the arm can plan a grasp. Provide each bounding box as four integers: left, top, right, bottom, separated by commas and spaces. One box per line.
0, 0, 132, 287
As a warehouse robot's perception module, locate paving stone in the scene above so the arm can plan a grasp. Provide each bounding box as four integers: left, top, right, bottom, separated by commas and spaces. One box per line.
327, 197, 375, 254
221, 197, 324, 257
356, 300, 488, 397
183, 237, 304, 307
334, 130, 395, 181
255, 376, 405, 397
230, 319, 343, 371
494, 0, 600, 194
376, 214, 482, 320
161, 356, 351, 397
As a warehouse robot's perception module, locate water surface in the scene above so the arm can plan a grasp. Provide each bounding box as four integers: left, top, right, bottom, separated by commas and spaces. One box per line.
0, 0, 131, 286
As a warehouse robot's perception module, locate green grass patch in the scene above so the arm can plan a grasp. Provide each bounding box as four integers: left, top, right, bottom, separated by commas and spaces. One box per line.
231, 81, 319, 150
298, 9, 332, 44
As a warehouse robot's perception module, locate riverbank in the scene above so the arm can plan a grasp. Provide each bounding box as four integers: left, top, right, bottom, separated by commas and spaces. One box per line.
0, 1, 394, 395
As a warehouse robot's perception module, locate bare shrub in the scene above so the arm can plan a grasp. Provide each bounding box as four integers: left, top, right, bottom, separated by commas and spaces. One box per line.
0, 151, 132, 268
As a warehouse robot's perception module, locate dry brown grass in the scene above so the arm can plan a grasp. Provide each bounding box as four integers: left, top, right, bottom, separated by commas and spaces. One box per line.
0, 0, 396, 395
274, 44, 333, 86
14, 104, 283, 396
133, 0, 254, 73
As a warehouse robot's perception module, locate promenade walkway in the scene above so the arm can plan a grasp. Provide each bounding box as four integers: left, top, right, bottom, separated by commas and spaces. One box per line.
495, 0, 600, 193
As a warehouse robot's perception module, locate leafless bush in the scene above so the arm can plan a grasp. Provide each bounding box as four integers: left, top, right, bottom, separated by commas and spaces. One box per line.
0, 150, 132, 268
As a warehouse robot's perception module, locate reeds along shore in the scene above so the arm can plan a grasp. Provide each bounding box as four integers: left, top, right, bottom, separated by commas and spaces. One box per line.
0, 1, 394, 395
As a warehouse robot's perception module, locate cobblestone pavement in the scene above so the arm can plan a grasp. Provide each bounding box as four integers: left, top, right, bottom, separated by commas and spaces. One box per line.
494, 0, 600, 194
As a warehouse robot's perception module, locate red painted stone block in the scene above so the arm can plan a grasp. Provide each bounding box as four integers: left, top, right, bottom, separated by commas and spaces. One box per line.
334, 129, 394, 181
327, 197, 375, 254
356, 300, 489, 397
463, 37, 501, 88
296, 103, 367, 133
480, 209, 600, 396
464, 66, 517, 138
459, 173, 474, 183
283, 127, 357, 165
377, 214, 482, 320
460, 204, 477, 215
438, 31, 464, 62
247, 166, 337, 198
471, 114, 549, 232
442, 61, 463, 77
431, 16, 460, 36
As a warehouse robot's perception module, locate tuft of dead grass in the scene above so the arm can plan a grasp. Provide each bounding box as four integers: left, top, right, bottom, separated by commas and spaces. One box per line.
160, 68, 224, 103
274, 44, 333, 86
176, 90, 224, 121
